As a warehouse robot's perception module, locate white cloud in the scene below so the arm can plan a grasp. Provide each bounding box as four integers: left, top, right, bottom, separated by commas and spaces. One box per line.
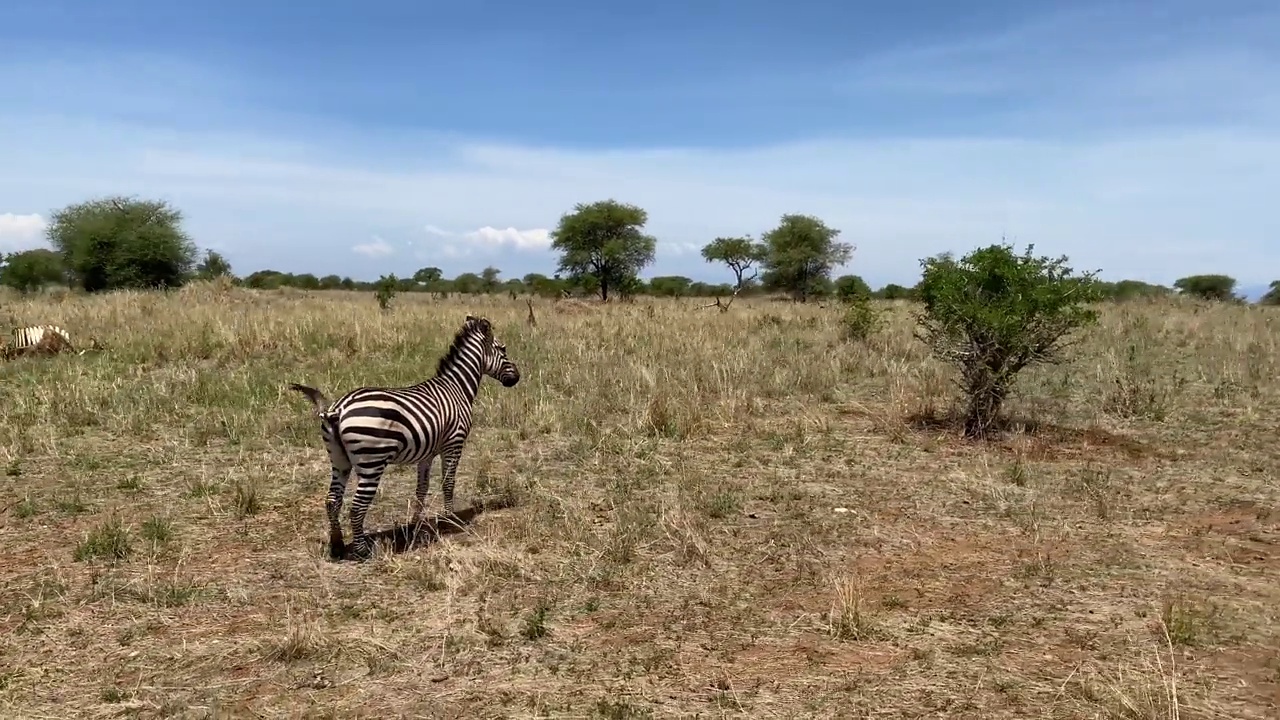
413, 224, 552, 260
463, 226, 551, 251
659, 241, 701, 257
351, 235, 394, 258
0, 212, 48, 250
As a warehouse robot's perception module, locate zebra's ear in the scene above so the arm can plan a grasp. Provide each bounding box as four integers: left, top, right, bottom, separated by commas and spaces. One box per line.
477, 317, 493, 340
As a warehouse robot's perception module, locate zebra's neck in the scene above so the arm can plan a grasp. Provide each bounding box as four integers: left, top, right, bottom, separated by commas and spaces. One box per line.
430, 334, 485, 400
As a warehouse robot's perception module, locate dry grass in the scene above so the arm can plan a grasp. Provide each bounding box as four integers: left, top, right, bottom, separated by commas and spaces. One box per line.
1, 282, 1278, 718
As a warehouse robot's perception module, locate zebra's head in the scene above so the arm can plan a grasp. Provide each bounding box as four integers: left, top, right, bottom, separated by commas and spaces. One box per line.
466, 315, 520, 387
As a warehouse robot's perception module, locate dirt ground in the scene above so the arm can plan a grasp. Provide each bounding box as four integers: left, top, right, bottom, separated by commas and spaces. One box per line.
1, 285, 1277, 718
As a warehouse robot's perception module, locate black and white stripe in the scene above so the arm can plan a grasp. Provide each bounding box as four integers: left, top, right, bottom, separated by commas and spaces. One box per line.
3, 325, 73, 359
12, 324, 71, 348
290, 314, 521, 560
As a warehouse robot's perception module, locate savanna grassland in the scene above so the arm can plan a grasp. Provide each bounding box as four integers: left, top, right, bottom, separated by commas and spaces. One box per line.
0, 283, 1277, 719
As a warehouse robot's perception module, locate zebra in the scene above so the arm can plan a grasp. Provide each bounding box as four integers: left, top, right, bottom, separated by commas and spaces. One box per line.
289, 314, 521, 560
3, 325, 73, 360
1, 325, 106, 360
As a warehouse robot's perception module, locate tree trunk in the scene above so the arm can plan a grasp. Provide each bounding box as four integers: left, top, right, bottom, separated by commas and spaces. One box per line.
963, 379, 1008, 439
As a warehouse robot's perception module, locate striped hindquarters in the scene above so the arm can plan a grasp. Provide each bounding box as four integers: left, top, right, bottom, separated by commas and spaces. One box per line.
333, 383, 471, 466
4, 325, 75, 359
12, 325, 72, 349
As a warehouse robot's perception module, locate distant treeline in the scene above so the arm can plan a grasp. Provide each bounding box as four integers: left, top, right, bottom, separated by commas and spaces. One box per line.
1, 245, 1254, 304
122, 267, 1197, 304
2, 194, 1275, 306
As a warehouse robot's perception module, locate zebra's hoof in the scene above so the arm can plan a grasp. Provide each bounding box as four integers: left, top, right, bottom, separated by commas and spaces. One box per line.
351, 539, 374, 561
328, 539, 346, 561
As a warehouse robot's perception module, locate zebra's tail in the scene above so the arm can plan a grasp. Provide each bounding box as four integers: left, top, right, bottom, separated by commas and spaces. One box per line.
288, 383, 332, 416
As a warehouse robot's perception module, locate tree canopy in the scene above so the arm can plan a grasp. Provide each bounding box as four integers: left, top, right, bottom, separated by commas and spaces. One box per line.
47, 195, 199, 292
0, 249, 65, 293
701, 236, 766, 290
1093, 279, 1171, 301
195, 250, 233, 280
1173, 274, 1237, 302
833, 274, 872, 302
550, 199, 656, 301
413, 266, 443, 285
759, 214, 852, 302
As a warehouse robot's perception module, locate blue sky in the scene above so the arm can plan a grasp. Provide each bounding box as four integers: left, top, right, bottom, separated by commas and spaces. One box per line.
1, 0, 1277, 293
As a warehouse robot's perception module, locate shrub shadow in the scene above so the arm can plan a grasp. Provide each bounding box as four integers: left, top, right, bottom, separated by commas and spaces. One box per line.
902, 409, 1161, 461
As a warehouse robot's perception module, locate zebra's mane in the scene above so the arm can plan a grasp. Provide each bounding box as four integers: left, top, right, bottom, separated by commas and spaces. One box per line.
433, 319, 487, 379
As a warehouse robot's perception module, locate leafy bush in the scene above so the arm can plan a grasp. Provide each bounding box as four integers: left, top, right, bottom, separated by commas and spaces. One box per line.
0, 249, 65, 293
833, 274, 872, 303
876, 283, 914, 301
1095, 279, 1172, 302
914, 243, 1101, 438
839, 296, 884, 341
374, 274, 398, 310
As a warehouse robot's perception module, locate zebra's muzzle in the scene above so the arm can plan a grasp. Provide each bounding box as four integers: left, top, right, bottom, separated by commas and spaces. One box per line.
500, 370, 520, 387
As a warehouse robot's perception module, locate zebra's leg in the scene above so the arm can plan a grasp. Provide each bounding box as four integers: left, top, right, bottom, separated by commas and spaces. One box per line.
439, 444, 465, 526
324, 437, 353, 561
410, 453, 436, 533
325, 465, 351, 560
348, 460, 388, 560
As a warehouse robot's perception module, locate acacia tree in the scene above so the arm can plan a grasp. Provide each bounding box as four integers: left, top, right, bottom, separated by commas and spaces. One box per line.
413, 266, 445, 295
413, 266, 443, 284
1173, 274, 1237, 302
550, 199, 656, 302
480, 266, 502, 293
194, 249, 233, 280
760, 214, 853, 302
915, 243, 1101, 439
47, 195, 199, 292
701, 236, 766, 291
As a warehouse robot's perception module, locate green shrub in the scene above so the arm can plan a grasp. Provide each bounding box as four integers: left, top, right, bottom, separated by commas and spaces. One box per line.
839, 297, 884, 341
374, 274, 398, 311
914, 243, 1101, 438
0, 249, 65, 293
833, 274, 872, 303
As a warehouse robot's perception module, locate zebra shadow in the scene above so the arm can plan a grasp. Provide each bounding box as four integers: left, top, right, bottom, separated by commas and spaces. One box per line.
338, 495, 516, 561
